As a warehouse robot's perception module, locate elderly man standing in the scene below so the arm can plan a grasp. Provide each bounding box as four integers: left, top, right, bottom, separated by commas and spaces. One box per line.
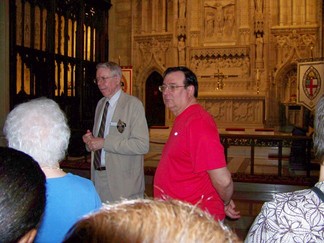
154, 66, 240, 221
83, 61, 149, 203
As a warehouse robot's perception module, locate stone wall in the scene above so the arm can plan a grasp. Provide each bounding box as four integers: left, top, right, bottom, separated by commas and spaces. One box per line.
109, 0, 323, 128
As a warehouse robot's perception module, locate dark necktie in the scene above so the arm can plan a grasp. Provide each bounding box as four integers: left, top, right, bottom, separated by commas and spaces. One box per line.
93, 101, 109, 170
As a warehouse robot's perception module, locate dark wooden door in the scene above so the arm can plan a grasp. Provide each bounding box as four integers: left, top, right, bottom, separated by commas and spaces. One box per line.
145, 71, 165, 127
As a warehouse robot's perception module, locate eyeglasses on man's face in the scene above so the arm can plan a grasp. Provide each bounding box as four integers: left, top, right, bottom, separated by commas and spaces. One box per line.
158, 84, 186, 92
93, 76, 116, 84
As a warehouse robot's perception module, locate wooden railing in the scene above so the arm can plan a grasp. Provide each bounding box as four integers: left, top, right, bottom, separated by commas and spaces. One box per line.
220, 133, 313, 177
61, 131, 314, 181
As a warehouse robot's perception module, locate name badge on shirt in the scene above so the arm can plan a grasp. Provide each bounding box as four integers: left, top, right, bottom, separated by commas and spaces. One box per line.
117, 119, 126, 133
111, 120, 126, 133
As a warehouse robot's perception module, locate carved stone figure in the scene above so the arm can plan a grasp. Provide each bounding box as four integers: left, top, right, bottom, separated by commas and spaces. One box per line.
256, 34, 263, 61
242, 57, 250, 77
178, 37, 186, 65
203, 0, 235, 41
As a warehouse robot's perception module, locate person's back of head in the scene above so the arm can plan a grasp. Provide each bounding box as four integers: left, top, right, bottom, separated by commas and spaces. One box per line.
0, 147, 46, 242
3, 97, 71, 168
63, 199, 241, 243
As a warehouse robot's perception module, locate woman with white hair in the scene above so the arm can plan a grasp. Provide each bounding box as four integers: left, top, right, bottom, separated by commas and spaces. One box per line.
3, 97, 102, 243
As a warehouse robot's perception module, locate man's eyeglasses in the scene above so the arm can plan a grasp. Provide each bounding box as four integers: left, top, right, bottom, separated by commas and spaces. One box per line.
93, 76, 116, 84
158, 84, 186, 92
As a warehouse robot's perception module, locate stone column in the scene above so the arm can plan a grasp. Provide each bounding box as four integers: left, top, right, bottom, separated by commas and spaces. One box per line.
292, 0, 305, 25
279, 0, 286, 26
306, 0, 316, 25
162, 0, 166, 31
141, 0, 148, 33
152, 0, 156, 32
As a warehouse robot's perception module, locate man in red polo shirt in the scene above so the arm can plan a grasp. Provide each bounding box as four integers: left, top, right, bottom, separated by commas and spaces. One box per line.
154, 66, 240, 221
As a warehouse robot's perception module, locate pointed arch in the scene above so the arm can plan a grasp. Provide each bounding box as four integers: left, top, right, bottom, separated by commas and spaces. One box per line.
145, 71, 165, 126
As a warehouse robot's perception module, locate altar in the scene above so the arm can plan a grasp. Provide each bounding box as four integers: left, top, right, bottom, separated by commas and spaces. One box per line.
219, 130, 313, 177
198, 95, 265, 128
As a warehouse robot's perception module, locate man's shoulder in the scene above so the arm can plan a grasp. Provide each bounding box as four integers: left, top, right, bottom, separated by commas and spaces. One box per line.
119, 92, 143, 105
96, 97, 107, 106
185, 105, 215, 123
121, 91, 139, 100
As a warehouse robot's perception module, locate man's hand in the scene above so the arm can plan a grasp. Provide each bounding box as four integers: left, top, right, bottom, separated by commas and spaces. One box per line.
87, 137, 105, 152
82, 130, 93, 144
82, 130, 105, 151
224, 200, 240, 219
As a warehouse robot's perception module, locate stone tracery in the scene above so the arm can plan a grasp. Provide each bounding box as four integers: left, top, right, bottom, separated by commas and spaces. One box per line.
124, 0, 323, 128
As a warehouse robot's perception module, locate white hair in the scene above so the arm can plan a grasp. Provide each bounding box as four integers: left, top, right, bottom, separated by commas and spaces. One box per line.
3, 98, 70, 168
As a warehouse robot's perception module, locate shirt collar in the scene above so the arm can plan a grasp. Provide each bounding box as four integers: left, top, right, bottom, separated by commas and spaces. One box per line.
107, 89, 121, 107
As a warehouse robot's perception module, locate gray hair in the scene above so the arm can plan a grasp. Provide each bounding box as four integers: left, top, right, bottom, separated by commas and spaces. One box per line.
96, 61, 122, 79
314, 95, 324, 164
3, 98, 71, 168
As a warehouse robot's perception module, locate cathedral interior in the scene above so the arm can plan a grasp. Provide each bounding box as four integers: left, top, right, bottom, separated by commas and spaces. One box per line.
0, 0, 323, 240
0, 0, 323, 134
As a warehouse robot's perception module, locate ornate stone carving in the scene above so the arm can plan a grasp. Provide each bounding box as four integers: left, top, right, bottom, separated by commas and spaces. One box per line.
203, 0, 236, 43
233, 101, 259, 122
200, 97, 264, 126
191, 46, 249, 57
254, 0, 264, 33
205, 100, 231, 121
190, 49, 250, 78
271, 28, 318, 67
124, 0, 323, 128
134, 34, 173, 71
